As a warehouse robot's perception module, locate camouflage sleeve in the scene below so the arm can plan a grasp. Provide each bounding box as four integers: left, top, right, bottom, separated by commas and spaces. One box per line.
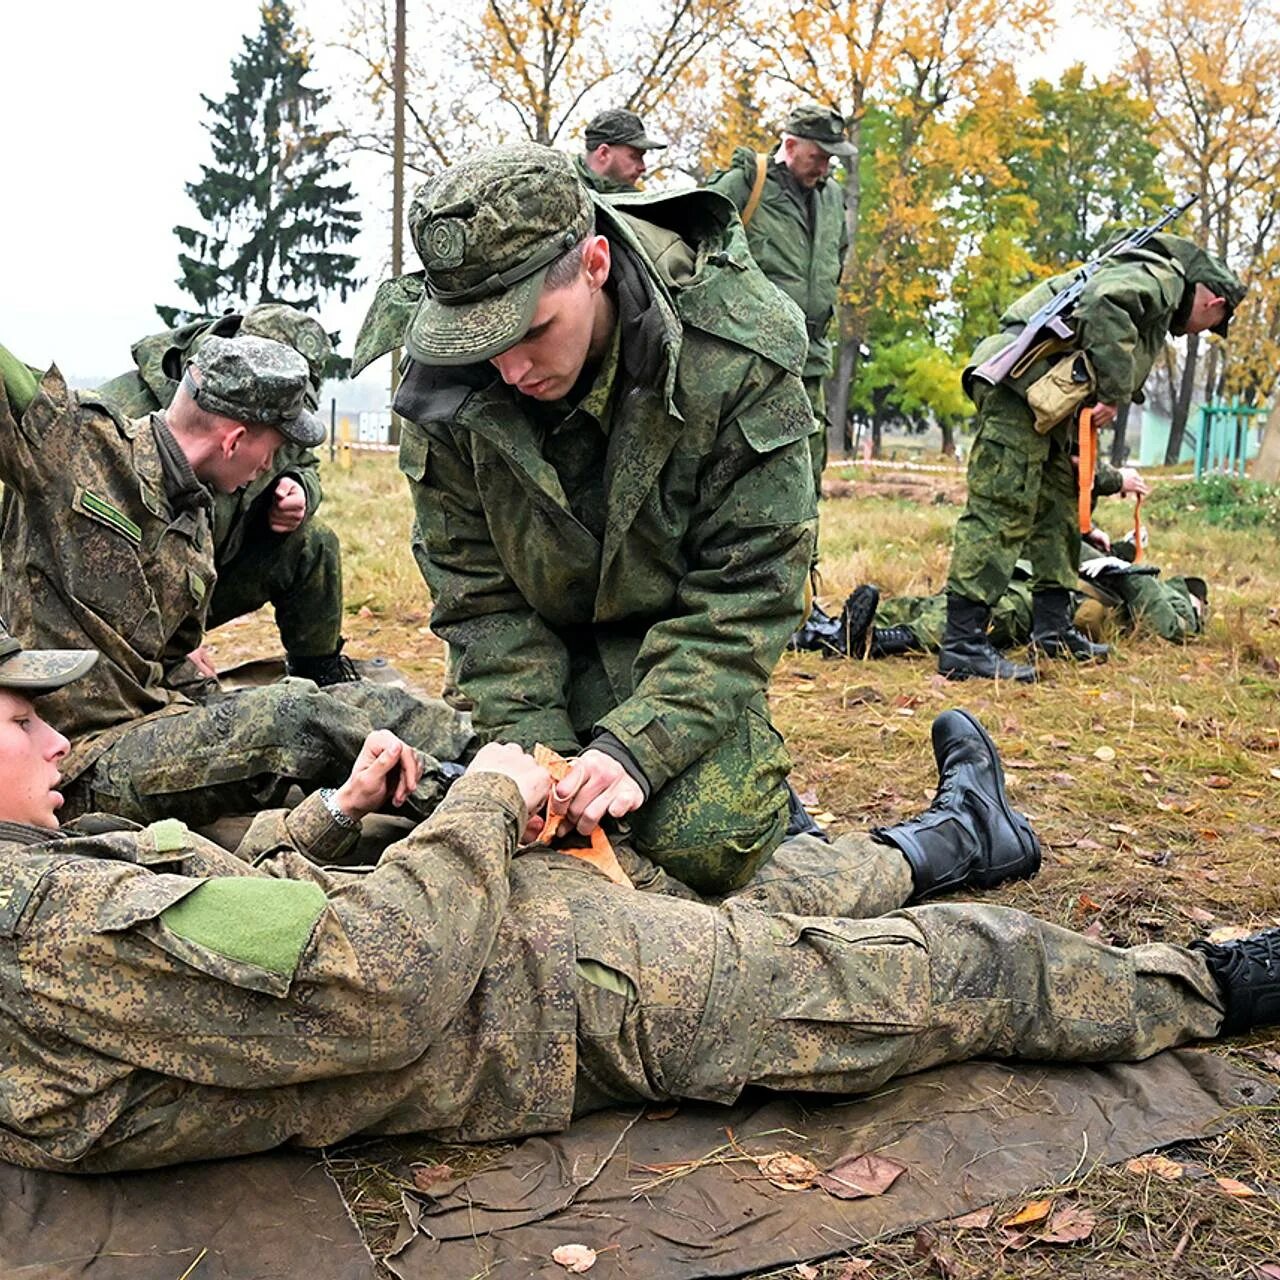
399, 420, 580, 754
1093, 458, 1124, 497
705, 165, 751, 215
594, 358, 817, 790
0, 356, 59, 494
1074, 264, 1181, 406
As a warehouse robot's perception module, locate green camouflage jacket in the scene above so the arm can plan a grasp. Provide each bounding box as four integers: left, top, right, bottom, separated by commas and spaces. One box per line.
0, 369, 215, 782
392, 190, 816, 794
707, 147, 850, 378
573, 153, 636, 195
96, 318, 323, 564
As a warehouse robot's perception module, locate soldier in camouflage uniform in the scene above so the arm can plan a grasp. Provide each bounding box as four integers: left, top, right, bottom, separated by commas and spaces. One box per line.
357, 144, 817, 895
0, 337, 473, 829
96, 305, 356, 685
707, 104, 853, 500
941, 234, 1245, 682
0, 642, 1275, 1175
574, 108, 667, 194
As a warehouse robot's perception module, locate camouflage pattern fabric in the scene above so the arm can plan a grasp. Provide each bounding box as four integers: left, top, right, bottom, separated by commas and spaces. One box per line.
1077, 543, 1201, 642
189, 336, 319, 443
392, 191, 816, 893
879, 581, 1034, 652
63, 678, 475, 827
707, 147, 850, 380
802, 374, 828, 498
0, 774, 1223, 1173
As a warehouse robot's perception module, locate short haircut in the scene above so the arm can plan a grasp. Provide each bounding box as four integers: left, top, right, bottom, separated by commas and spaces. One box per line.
544, 223, 597, 290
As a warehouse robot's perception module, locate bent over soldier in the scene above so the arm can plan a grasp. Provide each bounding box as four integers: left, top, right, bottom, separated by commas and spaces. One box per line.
0, 635, 1275, 1175
96, 305, 356, 685
360, 144, 817, 895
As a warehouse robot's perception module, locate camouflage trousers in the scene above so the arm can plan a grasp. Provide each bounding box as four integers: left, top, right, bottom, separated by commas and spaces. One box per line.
64, 679, 476, 827
573, 831, 1225, 1114
878, 582, 1034, 652
209, 519, 344, 659
947, 387, 1078, 606
802, 375, 828, 503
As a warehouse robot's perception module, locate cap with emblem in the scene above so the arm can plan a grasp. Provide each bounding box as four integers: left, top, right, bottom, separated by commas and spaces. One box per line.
238, 304, 333, 406
782, 104, 854, 158
183, 335, 326, 446
0, 621, 97, 693
406, 144, 595, 366
583, 108, 667, 152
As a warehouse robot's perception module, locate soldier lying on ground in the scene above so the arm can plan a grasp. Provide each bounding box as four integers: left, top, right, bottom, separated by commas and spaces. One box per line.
0, 628, 1275, 1174
96, 305, 358, 686
0, 338, 473, 829
800, 537, 1207, 659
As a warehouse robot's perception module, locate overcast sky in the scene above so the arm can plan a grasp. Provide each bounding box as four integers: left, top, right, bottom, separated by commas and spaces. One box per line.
3, 0, 1112, 399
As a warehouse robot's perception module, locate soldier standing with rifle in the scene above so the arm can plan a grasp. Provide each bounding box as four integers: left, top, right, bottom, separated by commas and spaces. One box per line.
939, 205, 1244, 681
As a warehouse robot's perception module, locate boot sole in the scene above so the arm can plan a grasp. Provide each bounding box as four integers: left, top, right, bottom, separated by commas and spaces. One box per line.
938, 664, 1038, 684
944, 709, 1042, 880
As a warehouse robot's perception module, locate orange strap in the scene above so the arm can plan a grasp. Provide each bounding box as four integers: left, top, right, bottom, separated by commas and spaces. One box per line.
1132, 493, 1145, 563
741, 152, 769, 229
1077, 407, 1096, 535
532, 744, 633, 888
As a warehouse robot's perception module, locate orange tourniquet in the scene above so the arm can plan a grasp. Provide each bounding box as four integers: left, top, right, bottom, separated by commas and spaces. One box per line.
1133, 493, 1145, 563
532, 744, 633, 888
1077, 406, 1096, 535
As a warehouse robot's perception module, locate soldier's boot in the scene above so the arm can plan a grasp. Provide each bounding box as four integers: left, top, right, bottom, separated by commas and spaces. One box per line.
1029, 588, 1110, 662
1191, 927, 1280, 1035
937, 595, 1037, 682
826, 584, 880, 658
873, 708, 1041, 901
784, 781, 830, 842
788, 602, 843, 653
287, 640, 361, 687
868, 625, 923, 658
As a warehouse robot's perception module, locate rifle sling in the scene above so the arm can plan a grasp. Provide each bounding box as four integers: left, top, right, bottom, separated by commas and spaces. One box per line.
741, 152, 769, 229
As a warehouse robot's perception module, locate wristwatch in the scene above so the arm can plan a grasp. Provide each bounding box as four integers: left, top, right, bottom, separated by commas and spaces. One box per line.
319, 788, 361, 830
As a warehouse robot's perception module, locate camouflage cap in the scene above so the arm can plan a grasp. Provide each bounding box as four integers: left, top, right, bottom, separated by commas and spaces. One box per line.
238, 304, 333, 405
782, 104, 854, 158
584, 108, 667, 151
0, 622, 97, 693
185, 335, 325, 446
406, 144, 595, 366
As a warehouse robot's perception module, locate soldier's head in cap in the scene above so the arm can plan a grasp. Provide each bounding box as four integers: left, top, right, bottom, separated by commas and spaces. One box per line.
778, 103, 853, 189
582, 107, 667, 189
238, 304, 333, 407
0, 618, 97, 829
167, 334, 326, 493
406, 144, 615, 402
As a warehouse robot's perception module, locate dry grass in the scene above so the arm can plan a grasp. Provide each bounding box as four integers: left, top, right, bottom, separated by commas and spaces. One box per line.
208, 450, 1280, 1278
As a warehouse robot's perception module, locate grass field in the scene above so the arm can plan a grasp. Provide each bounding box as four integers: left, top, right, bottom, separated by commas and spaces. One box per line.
209, 451, 1280, 1278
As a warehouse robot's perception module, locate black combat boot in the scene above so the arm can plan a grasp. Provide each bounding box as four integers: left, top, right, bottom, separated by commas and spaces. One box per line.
869, 625, 923, 657
824, 584, 880, 658
784, 782, 830, 842
1029, 588, 1110, 662
287, 640, 361, 686
873, 708, 1041, 901
1191, 928, 1280, 1036
788, 601, 843, 654
938, 595, 1037, 682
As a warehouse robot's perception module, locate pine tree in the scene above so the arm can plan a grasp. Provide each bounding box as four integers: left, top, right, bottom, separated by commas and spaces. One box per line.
158, 2, 361, 339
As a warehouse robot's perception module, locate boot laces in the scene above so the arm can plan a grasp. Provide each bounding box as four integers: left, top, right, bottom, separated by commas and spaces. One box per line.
1208, 927, 1280, 980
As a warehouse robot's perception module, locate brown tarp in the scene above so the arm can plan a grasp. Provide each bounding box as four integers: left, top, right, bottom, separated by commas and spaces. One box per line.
386, 1049, 1273, 1279
0, 1153, 376, 1279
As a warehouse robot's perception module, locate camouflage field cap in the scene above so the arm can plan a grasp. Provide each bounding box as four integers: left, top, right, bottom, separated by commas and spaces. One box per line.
584, 108, 667, 151
238, 304, 333, 406
406, 145, 595, 366
0, 622, 97, 693
782, 104, 854, 158
185, 335, 326, 446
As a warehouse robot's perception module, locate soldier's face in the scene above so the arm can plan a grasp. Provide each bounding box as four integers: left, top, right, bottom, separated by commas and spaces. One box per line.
593, 144, 647, 186
0, 691, 70, 829
489, 237, 613, 401
206, 424, 287, 493
783, 137, 833, 188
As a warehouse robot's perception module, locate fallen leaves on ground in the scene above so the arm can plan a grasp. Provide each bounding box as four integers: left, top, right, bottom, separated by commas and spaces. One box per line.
832, 1262, 874, 1278
1001, 1203, 1096, 1250
1255, 1263, 1280, 1279
947, 1207, 994, 1229
1125, 1153, 1184, 1180
552, 1243, 597, 1272
1003, 1198, 1053, 1228
758, 1152, 822, 1191
1093, 745, 1116, 762
410, 1162, 453, 1191
644, 1105, 678, 1121
816, 1152, 907, 1199
1215, 1176, 1261, 1197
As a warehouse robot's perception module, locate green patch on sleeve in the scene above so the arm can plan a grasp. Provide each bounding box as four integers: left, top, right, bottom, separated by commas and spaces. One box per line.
77, 489, 143, 544
148, 818, 189, 853
159, 878, 328, 978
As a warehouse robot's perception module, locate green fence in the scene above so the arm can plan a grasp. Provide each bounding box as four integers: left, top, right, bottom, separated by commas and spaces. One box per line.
1194, 402, 1268, 478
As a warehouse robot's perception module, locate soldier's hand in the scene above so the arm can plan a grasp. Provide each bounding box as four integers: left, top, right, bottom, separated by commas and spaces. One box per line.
550, 748, 645, 836
1091, 402, 1118, 428
187, 645, 218, 678
1119, 466, 1150, 497
1084, 526, 1111, 553
335, 730, 419, 820
268, 476, 307, 534
466, 742, 551, 839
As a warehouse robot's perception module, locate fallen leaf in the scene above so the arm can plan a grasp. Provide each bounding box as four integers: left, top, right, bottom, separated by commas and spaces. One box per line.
813, 811, 838, 824
1203, 774, 1233, 789
357, 605, 374, 619
797, 789, 819, 807
1206, 925, 1255, 944
1004, 759, 1038, 769
1003, 1198, 1053, 1228
1074, 837, 1104, 851
1255, 1264, 1280, 1279
1050, 771, 1077, 786
1179, 905, 1216, 926
758, 1151, 821, 1191
948, 1206, 994, 1229
1125, 1154, 1184, 1180
645, 1105, 678, 1121
552, 1243, 597, 1273
1242, 1048, 1280, 1073
1270, 768, 1280, 781
816, 1152, 907, 1199
1093, 745, 1116, 762
1076, 892, 1104, 914
833, 1262, 875, 1278
1216, 1176, 1260, 1198
795, 1266, 819, 1280
411, 1162, 454, 1191
1107, 822, 1137, 835
1039, 1204, 1097, 1244
1082, 920, 1112, 942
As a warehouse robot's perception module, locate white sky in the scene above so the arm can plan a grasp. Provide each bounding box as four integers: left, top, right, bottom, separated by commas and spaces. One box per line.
2, 0, 1113, 398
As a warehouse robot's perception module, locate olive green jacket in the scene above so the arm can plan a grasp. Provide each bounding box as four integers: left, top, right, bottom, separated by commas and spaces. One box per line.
573, 153, 636, 195
707, 146, 850, 379
96, 318, 323, 565
392, 190, 816, 794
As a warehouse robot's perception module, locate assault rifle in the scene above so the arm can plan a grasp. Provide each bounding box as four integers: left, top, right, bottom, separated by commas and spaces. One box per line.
970, 194, 1199, 389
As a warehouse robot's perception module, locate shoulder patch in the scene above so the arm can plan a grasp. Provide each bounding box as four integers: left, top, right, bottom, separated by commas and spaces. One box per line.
74, 488, 143, 545
147, 819, 191, 854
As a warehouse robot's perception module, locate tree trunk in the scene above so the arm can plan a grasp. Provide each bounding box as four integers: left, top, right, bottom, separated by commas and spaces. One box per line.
1109, 400, 1131, 465
1164, 332, 1200, 464
1254, 398, 1280, 483
940, 418, 955, 457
